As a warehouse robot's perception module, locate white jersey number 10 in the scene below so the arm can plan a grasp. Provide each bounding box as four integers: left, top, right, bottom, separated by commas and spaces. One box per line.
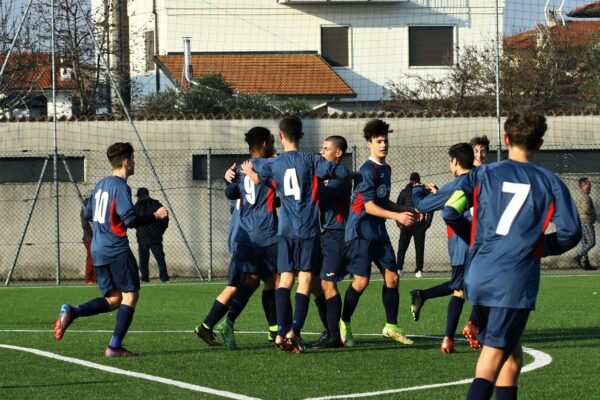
93, 190, 109, 224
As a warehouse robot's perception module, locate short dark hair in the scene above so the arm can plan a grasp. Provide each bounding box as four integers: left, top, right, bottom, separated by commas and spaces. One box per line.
363, 119, 391, 141
448, 142, 475, 170
324, 135, 348, 154
504, 111, 547, 151
106, 142, 134, 169
469, 135, 490, 152
579, 177, 590, 187
279, 115, 303, 143
245, 127, 272, 151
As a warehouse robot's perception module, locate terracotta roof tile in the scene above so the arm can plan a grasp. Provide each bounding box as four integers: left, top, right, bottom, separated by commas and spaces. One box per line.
156, 52, 355, 97
0, 53, 76, 91
568, 1, 600, 17
505, 20, 600, 49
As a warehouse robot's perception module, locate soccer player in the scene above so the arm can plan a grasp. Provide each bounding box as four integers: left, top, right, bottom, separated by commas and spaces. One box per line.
194, 127, 278, 349
411, 143, 474, 353
243, 115, 349, 353
54, 142, 168, 357
470, 135, 490, 167
310, 135, 352, 349
340, 119, 418, 347
443, 111, 581, 400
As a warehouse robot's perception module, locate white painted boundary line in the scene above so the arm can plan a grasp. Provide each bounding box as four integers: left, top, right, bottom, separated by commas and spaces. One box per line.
0, 344, 261, 400
302, 346, 552, 400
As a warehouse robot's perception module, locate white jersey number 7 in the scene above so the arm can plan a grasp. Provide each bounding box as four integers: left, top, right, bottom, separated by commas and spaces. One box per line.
496, 182, 531, 236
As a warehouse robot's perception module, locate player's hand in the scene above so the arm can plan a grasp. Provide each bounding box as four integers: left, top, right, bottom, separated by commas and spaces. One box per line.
395, 211, 416, 227
154, 207, 168, 220
426, 183, 438, 193
224, 163, 237, 183
241, 160, 255, 176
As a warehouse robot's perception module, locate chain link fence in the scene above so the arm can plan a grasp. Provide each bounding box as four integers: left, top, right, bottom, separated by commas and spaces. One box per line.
1, 138, 598, 285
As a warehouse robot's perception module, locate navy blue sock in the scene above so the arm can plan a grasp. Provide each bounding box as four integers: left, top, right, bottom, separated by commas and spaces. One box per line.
382, 285, 399, 325
314, 294, 328, 331
495, 386, 518, 400
261, 289, 277, 327
469, 308, 481, 329
341, 285, 362, 323
227, 283, 256, 323
74, 298, 110, 318
326, 294, 342, 340
466, 378, 494, 400
276, 288, 292, 336
292, 293, 310, 335
109, 304, 135, 349
422, 281, 452, 300
203, 300, 229, 329
444, 295, 465, 339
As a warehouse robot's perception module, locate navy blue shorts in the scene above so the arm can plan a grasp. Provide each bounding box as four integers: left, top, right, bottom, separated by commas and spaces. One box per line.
278, 236, 322, 273
226, 253, 244, 287
95, 249, 140, 297
320, 230, 347, 282
448, 264, 465, 291
345, 238, 397, 279
233, 243, 278, 278
472, 305, 531, 357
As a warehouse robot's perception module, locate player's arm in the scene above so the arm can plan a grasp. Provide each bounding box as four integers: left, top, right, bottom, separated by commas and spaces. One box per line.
413, 181, 455, 213
224, 163, 237, 183
543, 179, 583, 256
364, 200, 417, 226
224, 167, 241, 200
441, 191, 472, 243
241, 159, 272, 185
314, 155, 350, 180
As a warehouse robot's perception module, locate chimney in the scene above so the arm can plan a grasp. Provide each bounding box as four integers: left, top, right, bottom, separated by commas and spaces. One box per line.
183, 37, 197, 86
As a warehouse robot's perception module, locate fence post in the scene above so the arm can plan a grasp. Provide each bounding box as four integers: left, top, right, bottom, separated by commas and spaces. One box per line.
352, 145, 357, 172
207, 148, 213, 281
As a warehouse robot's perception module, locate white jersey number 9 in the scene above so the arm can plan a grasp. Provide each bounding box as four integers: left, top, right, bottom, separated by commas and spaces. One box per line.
244, 175, 256, 205
283, 168, 301, 201
496, 182, 531, 236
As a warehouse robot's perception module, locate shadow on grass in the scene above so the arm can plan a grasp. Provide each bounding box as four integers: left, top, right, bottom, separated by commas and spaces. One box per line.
522, 327, 600, 345
1, 380, 118, 389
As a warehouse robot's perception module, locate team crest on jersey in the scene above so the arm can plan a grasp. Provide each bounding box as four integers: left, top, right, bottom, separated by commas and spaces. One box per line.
377, 184, 389, 198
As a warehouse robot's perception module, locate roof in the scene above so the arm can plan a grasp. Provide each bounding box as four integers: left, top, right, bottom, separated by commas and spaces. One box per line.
155, 52, 355, 97
505, 20, 600, 49
0, 53, 76, 91
568, 1, 600, 18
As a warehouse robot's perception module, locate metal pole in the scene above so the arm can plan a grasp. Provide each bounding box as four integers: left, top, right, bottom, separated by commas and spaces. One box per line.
352, 145, 357, 172
5, 159, 49, 286
207, 148, 212, 281
75, 0, 203, 279
495, 0, 502, 162
51, 0, 61, 285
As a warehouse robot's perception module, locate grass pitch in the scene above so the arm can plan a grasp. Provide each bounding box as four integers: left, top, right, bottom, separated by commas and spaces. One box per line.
1, 274, 599, 399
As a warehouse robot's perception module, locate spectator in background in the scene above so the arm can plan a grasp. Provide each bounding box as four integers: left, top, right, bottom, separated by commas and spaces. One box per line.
81, 196, 96, 284
574, 177, 597, 270
134, 188, 170, 282
396, 172, 433, 278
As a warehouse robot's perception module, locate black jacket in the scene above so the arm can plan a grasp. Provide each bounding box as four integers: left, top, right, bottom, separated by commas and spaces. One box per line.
396, 183, 433, 228
134, 198, 169, 245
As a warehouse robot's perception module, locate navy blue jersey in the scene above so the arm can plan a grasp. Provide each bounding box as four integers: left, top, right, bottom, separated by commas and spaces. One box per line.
227, 200, 241, 254
83, 176, 138, 265
319, 177, 352, 231
443, 160, 581, 309
412, 175, 470, 266
345, 159, 393, 242
259, 151, 348, 239
229, 158, 278, 247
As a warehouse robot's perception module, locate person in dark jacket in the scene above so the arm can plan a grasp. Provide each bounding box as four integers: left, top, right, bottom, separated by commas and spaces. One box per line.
134, 188, 170, 282
396, 172, 433, 277
81, 196, 96, 284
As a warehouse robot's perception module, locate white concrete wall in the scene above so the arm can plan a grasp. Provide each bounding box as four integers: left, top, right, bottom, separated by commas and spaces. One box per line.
118, 0, 503, 101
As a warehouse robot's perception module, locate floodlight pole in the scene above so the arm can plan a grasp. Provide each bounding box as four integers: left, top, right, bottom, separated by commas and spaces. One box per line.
51, 0, 62, 285
494, 0, 502, 162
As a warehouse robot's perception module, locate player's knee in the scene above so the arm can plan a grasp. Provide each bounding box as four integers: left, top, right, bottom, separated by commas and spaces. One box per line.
321, 281, 337, 298
262, 276, 276, 290
352, 276, 369, 292
244, 275, 260, 290
121, 291, 139, 307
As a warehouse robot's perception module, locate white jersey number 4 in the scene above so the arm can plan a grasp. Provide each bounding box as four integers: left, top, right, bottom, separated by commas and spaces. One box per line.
496, 182, 531, 236
283, 168, 301, 201
93, 190, 110, 224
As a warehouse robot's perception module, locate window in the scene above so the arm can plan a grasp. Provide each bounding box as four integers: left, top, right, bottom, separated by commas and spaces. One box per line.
192, 154, 246, 180
321, 26, 349, 67
145, 30, 155, 72
409, 26, 454, 67
0, 157, 85, 183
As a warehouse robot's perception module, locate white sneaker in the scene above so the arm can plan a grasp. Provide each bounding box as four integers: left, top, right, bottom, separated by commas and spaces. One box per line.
415, 271, 423, 278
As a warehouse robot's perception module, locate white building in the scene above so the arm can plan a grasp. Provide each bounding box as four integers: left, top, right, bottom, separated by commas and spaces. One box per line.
101, 0, 504, 112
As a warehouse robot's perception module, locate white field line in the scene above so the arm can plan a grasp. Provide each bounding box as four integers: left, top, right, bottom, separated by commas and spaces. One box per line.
1, 332, 553, 400
0, 343, 261, 400
0, 330, 437, 337
302, 346, 552, 400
